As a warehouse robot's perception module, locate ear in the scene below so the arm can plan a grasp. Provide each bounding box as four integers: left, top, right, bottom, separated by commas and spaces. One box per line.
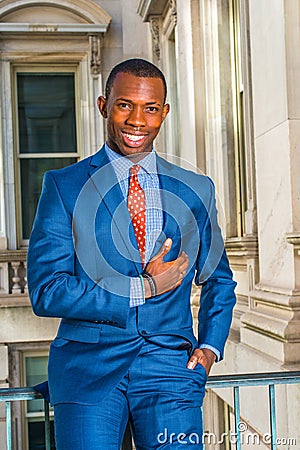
162, 103, 170, 121
97, 96, 108, 118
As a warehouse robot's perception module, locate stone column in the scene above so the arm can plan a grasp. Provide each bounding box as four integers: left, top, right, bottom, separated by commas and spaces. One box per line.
175, 0, 198, 168
241, 0, 300, 365
0, 81, 7, 250
88, 34, 104, 154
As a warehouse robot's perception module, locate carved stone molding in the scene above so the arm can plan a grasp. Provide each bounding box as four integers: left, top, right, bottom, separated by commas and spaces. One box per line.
0, 249, 27, 263
225, 235, 258, 259
137, 0, 176, 51
137, 0, 168, 22
90, 34, 101, 76
286, 232, 300, 255
240, 285, 300, 363
0, 0, 112, 29
149, 16, 161, 62
168, 0, 177, 25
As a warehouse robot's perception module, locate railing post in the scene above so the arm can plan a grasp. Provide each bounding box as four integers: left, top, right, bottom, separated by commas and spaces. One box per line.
6, 401, 12, 450
233, 386, 241, 450
202, 406, 206, 450
269, 384, 277, 450
44, 400, 51, 450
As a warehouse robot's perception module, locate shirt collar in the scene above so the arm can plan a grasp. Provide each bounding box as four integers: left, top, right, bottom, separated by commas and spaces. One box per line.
104, 142, 157, 181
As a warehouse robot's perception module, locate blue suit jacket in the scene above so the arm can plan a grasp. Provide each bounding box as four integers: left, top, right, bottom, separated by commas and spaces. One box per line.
27, 147, 236, 405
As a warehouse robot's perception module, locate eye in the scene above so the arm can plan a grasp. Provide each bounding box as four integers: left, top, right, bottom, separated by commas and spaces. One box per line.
118, 102, 132, 110
145, 106, 159, 113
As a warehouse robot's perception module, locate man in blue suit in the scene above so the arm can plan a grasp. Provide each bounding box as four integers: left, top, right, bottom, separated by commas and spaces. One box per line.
27, 58, 236, 449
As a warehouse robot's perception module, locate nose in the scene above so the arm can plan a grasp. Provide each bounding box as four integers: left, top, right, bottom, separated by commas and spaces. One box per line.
126, 106, 146, 128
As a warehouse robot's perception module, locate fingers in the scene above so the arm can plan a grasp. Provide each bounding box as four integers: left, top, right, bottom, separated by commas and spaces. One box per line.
187, 349, 206, 370
177, 251, 189, 280
166, 251, 188, 286
150, 238, 173, 262
162, 238, 172, 255
144, 244, 189, 296
187, 356, 198, 370
186, 349, 214, 375
164, 251, 188, 284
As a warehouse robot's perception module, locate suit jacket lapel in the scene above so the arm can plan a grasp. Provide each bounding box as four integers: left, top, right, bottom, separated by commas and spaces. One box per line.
149, 155, 181, 258
88, 147, 141, 273
88, 147, 123, 219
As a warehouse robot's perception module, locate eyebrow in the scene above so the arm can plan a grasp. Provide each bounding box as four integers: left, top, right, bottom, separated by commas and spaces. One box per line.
116, 97, 161, 106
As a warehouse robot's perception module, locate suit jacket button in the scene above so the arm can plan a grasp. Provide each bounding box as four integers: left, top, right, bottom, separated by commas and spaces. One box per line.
141, 330, 147, 335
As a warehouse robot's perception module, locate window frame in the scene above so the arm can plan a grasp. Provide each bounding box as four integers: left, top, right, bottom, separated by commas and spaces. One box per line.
229, 0, 247, 237
21, 350, 54, 450
164, 28, 181, 160
12, 64, 81, 248
8, 341, 53, 450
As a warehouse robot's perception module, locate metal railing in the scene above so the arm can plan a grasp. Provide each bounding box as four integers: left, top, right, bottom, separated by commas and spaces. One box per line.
1, 371, 300, 450
206, 371, 300, 450
0, 387, 50, 450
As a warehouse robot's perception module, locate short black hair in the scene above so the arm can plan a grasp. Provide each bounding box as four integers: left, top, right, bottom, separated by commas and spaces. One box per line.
105, 58, 167, 103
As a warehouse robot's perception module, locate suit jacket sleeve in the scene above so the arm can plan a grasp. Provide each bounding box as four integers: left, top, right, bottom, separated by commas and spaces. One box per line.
27, 171, 130, 328
194, 178, 236, 359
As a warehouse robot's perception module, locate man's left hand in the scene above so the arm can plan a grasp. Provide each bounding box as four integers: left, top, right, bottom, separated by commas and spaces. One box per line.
186, 348, 216, 376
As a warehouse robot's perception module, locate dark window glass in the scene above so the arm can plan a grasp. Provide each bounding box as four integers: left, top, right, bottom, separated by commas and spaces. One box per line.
16, 72, 78, 241
28, 420, 56, 450
17, 73, 77, 154
20, 157, 76, 240
26, 356, 55, 449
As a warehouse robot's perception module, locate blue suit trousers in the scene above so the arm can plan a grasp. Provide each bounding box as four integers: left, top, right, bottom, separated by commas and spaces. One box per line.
54, 341, 207, 449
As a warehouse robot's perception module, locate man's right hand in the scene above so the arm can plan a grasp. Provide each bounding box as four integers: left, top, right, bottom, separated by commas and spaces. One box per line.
144, 238, 189, 298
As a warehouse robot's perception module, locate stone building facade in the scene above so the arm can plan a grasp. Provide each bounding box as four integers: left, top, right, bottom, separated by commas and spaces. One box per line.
0, 0, 299, 448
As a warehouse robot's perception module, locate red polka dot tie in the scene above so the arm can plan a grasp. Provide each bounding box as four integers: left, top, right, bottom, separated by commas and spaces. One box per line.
128, 165, 146, 267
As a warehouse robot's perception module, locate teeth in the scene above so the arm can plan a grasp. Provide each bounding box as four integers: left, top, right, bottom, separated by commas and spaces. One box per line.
124, 133, 145, 142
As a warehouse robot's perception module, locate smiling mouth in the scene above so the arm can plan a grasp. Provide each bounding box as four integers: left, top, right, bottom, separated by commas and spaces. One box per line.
122, 132, 147, 145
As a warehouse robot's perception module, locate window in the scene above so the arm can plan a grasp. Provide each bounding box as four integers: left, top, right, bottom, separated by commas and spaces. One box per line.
200, 0, 254, 238
229, 0, 247, 236
164, 29, 180, 159
14, 68, 80, 245
23, 353, 55, 450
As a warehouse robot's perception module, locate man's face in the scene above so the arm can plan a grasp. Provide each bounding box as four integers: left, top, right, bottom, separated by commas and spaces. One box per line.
98, 72, 170, 158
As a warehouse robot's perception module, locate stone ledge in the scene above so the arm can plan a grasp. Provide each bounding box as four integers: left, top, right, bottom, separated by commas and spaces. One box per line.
250, 285, 300, 307
0, 295, 30, 308
286, 232, 300, 246
137, 0, 168, 22
241, 311, 300, 342
286, 232, 300, 255
240, 286, 300, 363
241, 326, 300, 363
0, 250, 27, 262
0, 306, 59, 343
225, 235, 258, 258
